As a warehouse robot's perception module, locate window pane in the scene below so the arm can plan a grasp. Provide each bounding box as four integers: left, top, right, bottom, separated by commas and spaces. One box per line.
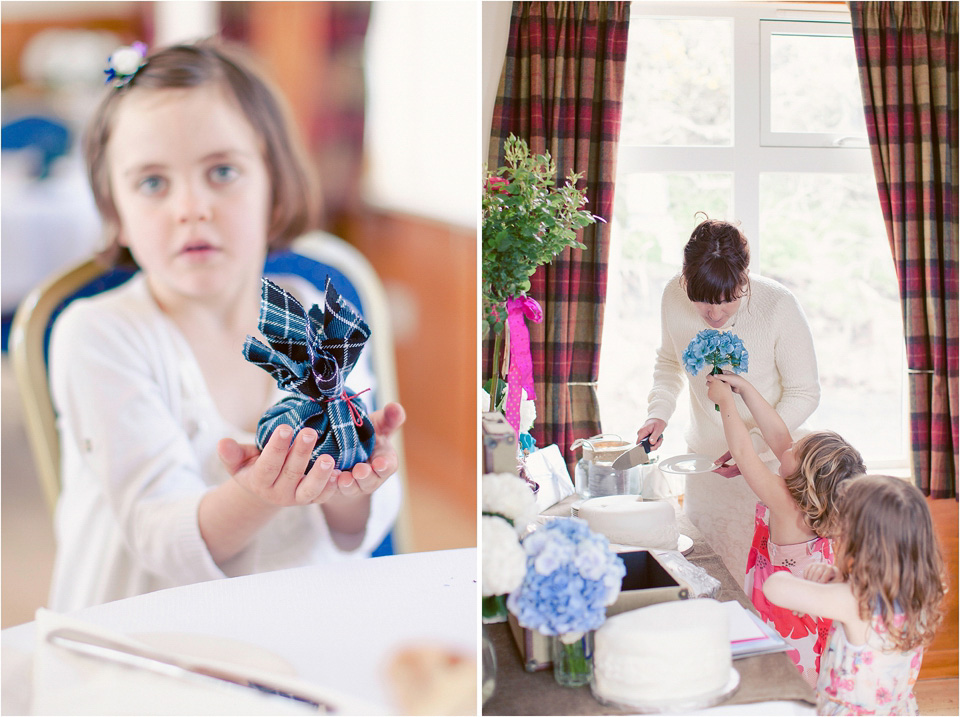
759, 173, 903, 463
621, 16, 733, 147
769, 32, 867, 136
598, 173, 733, 466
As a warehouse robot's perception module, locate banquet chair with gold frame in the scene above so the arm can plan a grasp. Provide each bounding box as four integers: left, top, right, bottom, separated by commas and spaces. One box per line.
9, 230, 410, 554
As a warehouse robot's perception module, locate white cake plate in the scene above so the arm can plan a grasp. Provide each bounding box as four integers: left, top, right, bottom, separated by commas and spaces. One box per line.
591, 666, 740, 713
607, 535, 694, 556
658, 454, 718, 475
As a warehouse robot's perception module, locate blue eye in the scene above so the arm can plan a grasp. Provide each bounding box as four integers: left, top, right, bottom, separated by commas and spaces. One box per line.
138, 175, 166, 195
210, 165, 239, 184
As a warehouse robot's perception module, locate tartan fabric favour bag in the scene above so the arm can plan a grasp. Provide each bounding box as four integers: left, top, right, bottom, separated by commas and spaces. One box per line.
243, 277, 375, 470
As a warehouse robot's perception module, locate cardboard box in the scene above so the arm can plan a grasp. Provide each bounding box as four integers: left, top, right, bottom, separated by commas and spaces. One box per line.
507, 550, 689, 670
507, 612, 553, 672
608, 550, 689, 616
482, 411, 517, 474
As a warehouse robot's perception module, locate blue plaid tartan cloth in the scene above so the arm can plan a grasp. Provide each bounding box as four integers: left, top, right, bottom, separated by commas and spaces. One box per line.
243, 277, 375, 470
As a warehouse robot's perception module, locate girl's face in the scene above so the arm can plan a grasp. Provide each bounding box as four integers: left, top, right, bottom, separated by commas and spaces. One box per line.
692, 297, 741, 329
778, 442, 798, 478
107, 86, 272, 308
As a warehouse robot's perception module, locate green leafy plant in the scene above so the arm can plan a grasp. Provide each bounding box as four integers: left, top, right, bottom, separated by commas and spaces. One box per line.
482, 135, 597, 411
482, 135, 597, 335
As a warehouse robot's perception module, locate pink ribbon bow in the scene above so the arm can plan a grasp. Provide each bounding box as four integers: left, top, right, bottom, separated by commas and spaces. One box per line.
504, 295, 542, 435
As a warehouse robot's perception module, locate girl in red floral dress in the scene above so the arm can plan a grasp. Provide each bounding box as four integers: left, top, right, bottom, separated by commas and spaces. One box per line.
707, 373, 865, 687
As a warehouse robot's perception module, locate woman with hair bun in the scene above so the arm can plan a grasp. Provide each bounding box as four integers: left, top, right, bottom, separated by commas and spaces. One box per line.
636, 214, 821, 588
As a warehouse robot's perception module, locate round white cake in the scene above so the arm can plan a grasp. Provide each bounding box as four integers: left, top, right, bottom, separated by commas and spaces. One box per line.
576, 495, 679, 550
592, 598, 732, 707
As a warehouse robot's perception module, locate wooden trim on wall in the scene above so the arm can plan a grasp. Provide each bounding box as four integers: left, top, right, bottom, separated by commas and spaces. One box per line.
920, 498, 959, 679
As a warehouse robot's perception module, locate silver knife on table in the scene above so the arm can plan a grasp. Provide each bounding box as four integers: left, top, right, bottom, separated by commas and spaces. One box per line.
46, 626, 337, 713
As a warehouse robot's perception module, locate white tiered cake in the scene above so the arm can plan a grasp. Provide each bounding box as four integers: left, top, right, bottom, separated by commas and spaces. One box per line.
592, 598, 734, 707
576, 495, 679, 550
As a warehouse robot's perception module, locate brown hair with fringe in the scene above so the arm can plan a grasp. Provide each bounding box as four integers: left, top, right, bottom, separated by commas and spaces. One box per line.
833, 475, 946, 652
781, 430, 866, 538
84, 37, 320, 267
680, 213, 750, 305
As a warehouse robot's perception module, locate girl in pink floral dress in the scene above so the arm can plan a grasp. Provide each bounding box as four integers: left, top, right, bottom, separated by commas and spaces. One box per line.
764, 475, 945, 715
707, 373, 865, 687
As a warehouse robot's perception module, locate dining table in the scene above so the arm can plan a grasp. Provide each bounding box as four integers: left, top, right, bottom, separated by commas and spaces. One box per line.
1, 547, 477, 716
482, 497, 817, 715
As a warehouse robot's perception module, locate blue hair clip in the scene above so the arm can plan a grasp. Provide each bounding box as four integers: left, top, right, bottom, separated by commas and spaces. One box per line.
104, 42, 148, 88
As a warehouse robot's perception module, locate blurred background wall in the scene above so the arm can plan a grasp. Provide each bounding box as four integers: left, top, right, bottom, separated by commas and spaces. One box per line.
0, 0, 478, 628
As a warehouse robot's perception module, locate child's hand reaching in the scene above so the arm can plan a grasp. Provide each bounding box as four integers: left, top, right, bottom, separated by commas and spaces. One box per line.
710, 371, 750, 394
803, 563, 842, 584
705, 373, 735, 406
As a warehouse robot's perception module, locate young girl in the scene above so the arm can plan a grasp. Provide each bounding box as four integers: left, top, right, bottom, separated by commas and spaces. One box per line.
764, 475, 946, 715
47, 39, 404, 611
707, 372, 865, 687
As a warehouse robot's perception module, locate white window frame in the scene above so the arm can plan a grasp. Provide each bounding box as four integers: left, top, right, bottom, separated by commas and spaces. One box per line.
620, 2, 874, 255
611, 2, 908, 472
760, 19, 870, 148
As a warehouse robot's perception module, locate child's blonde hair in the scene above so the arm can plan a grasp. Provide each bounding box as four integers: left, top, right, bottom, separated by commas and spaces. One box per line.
84, 37, 320, 267
834, 475, 946, 651
781, 430, 865, 537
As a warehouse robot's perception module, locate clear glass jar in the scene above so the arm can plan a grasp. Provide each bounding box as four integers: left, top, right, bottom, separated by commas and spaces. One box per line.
482, 627, 497, 704
571, 435, 642, 498
552, 630, 594, 688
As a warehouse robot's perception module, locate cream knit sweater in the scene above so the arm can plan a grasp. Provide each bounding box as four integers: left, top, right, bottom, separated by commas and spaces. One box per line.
648, 273, 820, 586
648, 273, 820, 460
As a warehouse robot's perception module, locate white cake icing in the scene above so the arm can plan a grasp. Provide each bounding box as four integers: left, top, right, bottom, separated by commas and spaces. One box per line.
593, 598, 732, 706
577, 495, 679, 550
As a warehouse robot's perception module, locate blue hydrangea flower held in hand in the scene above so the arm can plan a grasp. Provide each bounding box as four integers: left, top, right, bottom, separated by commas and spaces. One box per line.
682, 329, 748, 410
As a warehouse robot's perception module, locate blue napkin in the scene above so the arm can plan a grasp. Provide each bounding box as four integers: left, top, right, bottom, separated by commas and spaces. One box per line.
243, 277, 375, 470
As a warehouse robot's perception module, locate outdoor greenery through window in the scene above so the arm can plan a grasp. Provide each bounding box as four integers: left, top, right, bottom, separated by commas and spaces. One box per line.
598, 2, 905, 472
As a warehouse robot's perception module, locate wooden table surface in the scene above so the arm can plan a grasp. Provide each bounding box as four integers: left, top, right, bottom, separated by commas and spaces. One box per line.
482, 497, 815, 715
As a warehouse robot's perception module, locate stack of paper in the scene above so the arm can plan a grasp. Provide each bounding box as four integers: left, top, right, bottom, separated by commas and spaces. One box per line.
722, 600, 790, 659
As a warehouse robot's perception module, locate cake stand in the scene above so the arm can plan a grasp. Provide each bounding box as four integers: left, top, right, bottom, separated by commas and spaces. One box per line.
590, 666, 740, 714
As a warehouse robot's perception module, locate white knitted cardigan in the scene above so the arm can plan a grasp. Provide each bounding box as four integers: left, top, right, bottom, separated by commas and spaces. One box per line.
647, 273, 821, 461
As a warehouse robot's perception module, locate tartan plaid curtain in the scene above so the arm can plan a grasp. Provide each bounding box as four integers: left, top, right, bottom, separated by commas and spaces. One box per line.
850, 2, 958, 498
486, 2, 630, 470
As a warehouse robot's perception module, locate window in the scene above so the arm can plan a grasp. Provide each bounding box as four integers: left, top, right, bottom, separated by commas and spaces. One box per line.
363, 1, 476, 229
761, 20, 869, 147
598, 2, 906, 471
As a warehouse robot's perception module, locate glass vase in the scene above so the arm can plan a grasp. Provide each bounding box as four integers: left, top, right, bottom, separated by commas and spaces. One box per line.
552, 630, 594, 688
481, 626, 497, 705
482, 594, 509, 623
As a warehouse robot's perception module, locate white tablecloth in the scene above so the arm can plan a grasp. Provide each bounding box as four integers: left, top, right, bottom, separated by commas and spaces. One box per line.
1, 548, 477, 715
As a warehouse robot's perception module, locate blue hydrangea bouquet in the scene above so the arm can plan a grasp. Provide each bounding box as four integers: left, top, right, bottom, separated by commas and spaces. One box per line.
682, 329, 749, 410
507, 517, 625, 686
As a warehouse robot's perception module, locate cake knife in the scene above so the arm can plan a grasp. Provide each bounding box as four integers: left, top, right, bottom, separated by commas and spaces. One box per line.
611, 436, 656, 470
46, 626, 337, 713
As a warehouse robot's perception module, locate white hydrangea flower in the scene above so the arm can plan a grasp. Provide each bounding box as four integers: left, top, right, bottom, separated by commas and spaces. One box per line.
110, 46, 144, 76
514, 386, 537, 434
482, 515, 527, 596
482, 472, 538, 532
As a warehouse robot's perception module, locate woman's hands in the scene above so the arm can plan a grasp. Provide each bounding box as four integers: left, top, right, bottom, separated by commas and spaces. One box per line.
636, 418, 667, 450
711, 450, 741, 478
217, 401, 406, 507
